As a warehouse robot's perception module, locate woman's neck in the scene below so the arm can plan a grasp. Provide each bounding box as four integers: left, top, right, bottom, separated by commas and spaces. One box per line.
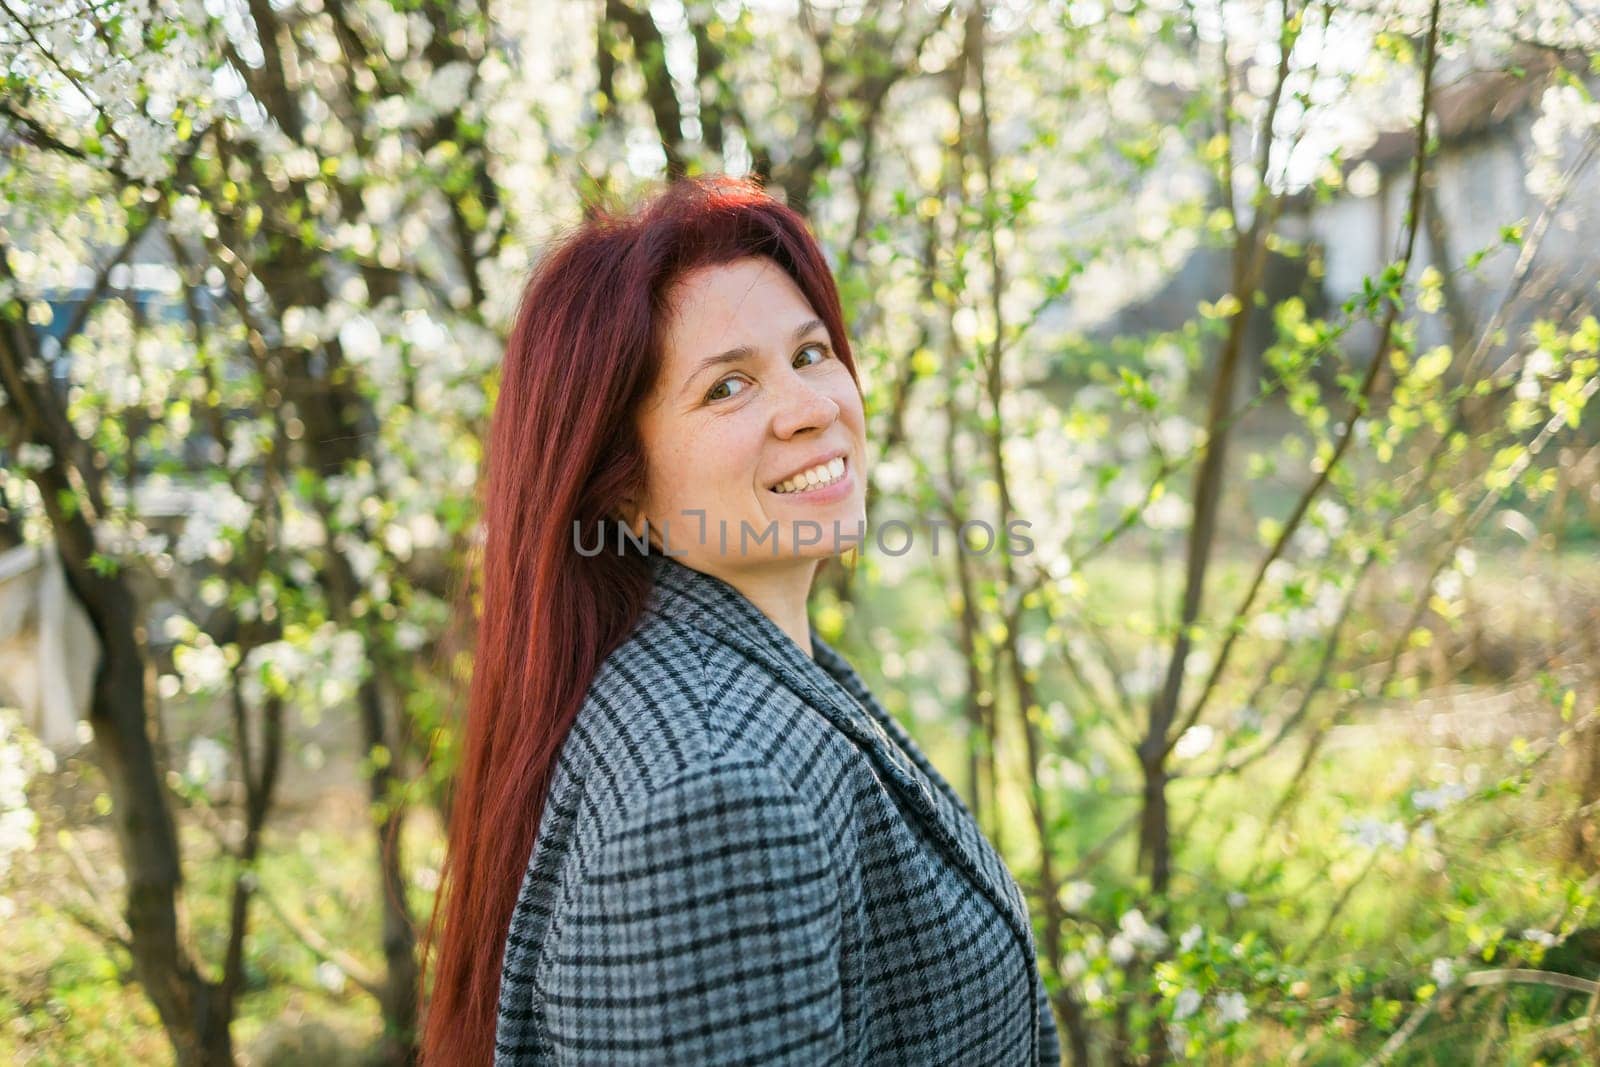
700, 556, 822, 657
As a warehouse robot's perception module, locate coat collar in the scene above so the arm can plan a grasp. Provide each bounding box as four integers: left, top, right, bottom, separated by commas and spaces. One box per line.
641, 551, 1036, 948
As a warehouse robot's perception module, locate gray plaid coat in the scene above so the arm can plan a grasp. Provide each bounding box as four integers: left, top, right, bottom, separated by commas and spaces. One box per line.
495, 552, 1062, 1065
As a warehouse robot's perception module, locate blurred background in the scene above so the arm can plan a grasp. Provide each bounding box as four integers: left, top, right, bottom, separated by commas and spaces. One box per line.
1, 0, 1598, 1063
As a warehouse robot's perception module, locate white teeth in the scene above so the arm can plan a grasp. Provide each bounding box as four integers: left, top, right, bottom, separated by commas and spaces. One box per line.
773, 456, 846, 494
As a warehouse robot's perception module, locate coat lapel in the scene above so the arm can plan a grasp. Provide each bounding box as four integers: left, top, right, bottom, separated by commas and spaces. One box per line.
642, 552, 1037, 951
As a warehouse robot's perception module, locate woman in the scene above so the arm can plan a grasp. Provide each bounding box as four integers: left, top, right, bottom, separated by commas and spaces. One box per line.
422, 175, 1061, 1066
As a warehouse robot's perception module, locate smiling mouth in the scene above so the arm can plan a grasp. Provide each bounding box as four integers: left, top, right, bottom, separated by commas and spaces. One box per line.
768, 456, 848, 495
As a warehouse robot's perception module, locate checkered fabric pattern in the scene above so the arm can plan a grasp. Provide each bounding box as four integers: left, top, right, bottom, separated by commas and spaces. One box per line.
495, 552, 1062, 1065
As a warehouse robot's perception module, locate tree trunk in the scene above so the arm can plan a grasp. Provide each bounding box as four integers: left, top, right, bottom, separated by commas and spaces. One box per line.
92, 613, 236, 1066
360, 675, 421, 1064
2, 264, 234, 1065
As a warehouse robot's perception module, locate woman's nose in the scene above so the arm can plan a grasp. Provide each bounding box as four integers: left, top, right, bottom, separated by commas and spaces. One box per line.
771, 372, 839, 439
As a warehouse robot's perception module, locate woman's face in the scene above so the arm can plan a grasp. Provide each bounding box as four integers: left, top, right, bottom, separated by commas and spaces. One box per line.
625, 255, 869, 578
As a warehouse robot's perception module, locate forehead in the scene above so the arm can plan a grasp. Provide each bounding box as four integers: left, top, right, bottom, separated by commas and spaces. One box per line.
661, 256, 817, 353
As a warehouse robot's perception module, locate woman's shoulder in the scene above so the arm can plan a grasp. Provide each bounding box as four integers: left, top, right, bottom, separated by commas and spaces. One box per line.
551, 608, 792, 823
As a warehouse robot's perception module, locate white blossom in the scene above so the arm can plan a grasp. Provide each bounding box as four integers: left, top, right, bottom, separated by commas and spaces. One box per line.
174, 640, 230, 695
1119, 909, 1169, 954
0, 808, 36, 872
1313, 499, 1349, 537
174, 487, 254, 564
246, 625, 368, 715
1173, 724, 1215, 760
166, 195, 216, 241
1525, 84, 1600, 200
1214, 991, 1249, 1025
422, 61, 475, 114
1524, 348, 1559, 379
394, 622, 427, 653
1292, 523, 1330, 559
14, 443, 53, 471
1058, 880, 1094, 912
225, 419, 272, 472
1343, 816, 1408, 851
1412, 782, 1468, 812
184, 736, 229, 787
0, 714, 48, 878
341, 537, 382, 585
1142, 492, 1190, 531
112, 113, 174, 184
1523, 928, 1560, 948
1430, 957, 1456, 988
281, 508, 327, 552
1037, 754, 1090, 793
315, 960, 347, 995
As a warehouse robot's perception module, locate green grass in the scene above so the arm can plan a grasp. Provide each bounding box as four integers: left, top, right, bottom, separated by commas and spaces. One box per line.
5, 543, 1597, 1064
0, 792, 437, 1065
828, 541, 1600, 1063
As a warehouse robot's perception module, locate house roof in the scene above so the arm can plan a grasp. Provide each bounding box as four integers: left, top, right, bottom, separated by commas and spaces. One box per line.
1353, 46, 1588, 174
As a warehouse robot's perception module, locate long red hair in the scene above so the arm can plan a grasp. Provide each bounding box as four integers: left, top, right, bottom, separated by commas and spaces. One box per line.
419, 174, 861, 1064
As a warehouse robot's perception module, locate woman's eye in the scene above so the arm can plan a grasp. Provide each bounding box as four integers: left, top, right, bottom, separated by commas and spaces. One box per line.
706, 376, 747, 402
705, 344, 827, 403
795, 342, 829, 367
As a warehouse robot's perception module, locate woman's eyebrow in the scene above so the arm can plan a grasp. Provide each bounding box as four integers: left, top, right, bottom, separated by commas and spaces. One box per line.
682, 318, 827, 394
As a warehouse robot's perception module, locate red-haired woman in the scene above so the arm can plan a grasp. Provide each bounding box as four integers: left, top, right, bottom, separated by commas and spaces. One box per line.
422, 175, 1061, 1066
